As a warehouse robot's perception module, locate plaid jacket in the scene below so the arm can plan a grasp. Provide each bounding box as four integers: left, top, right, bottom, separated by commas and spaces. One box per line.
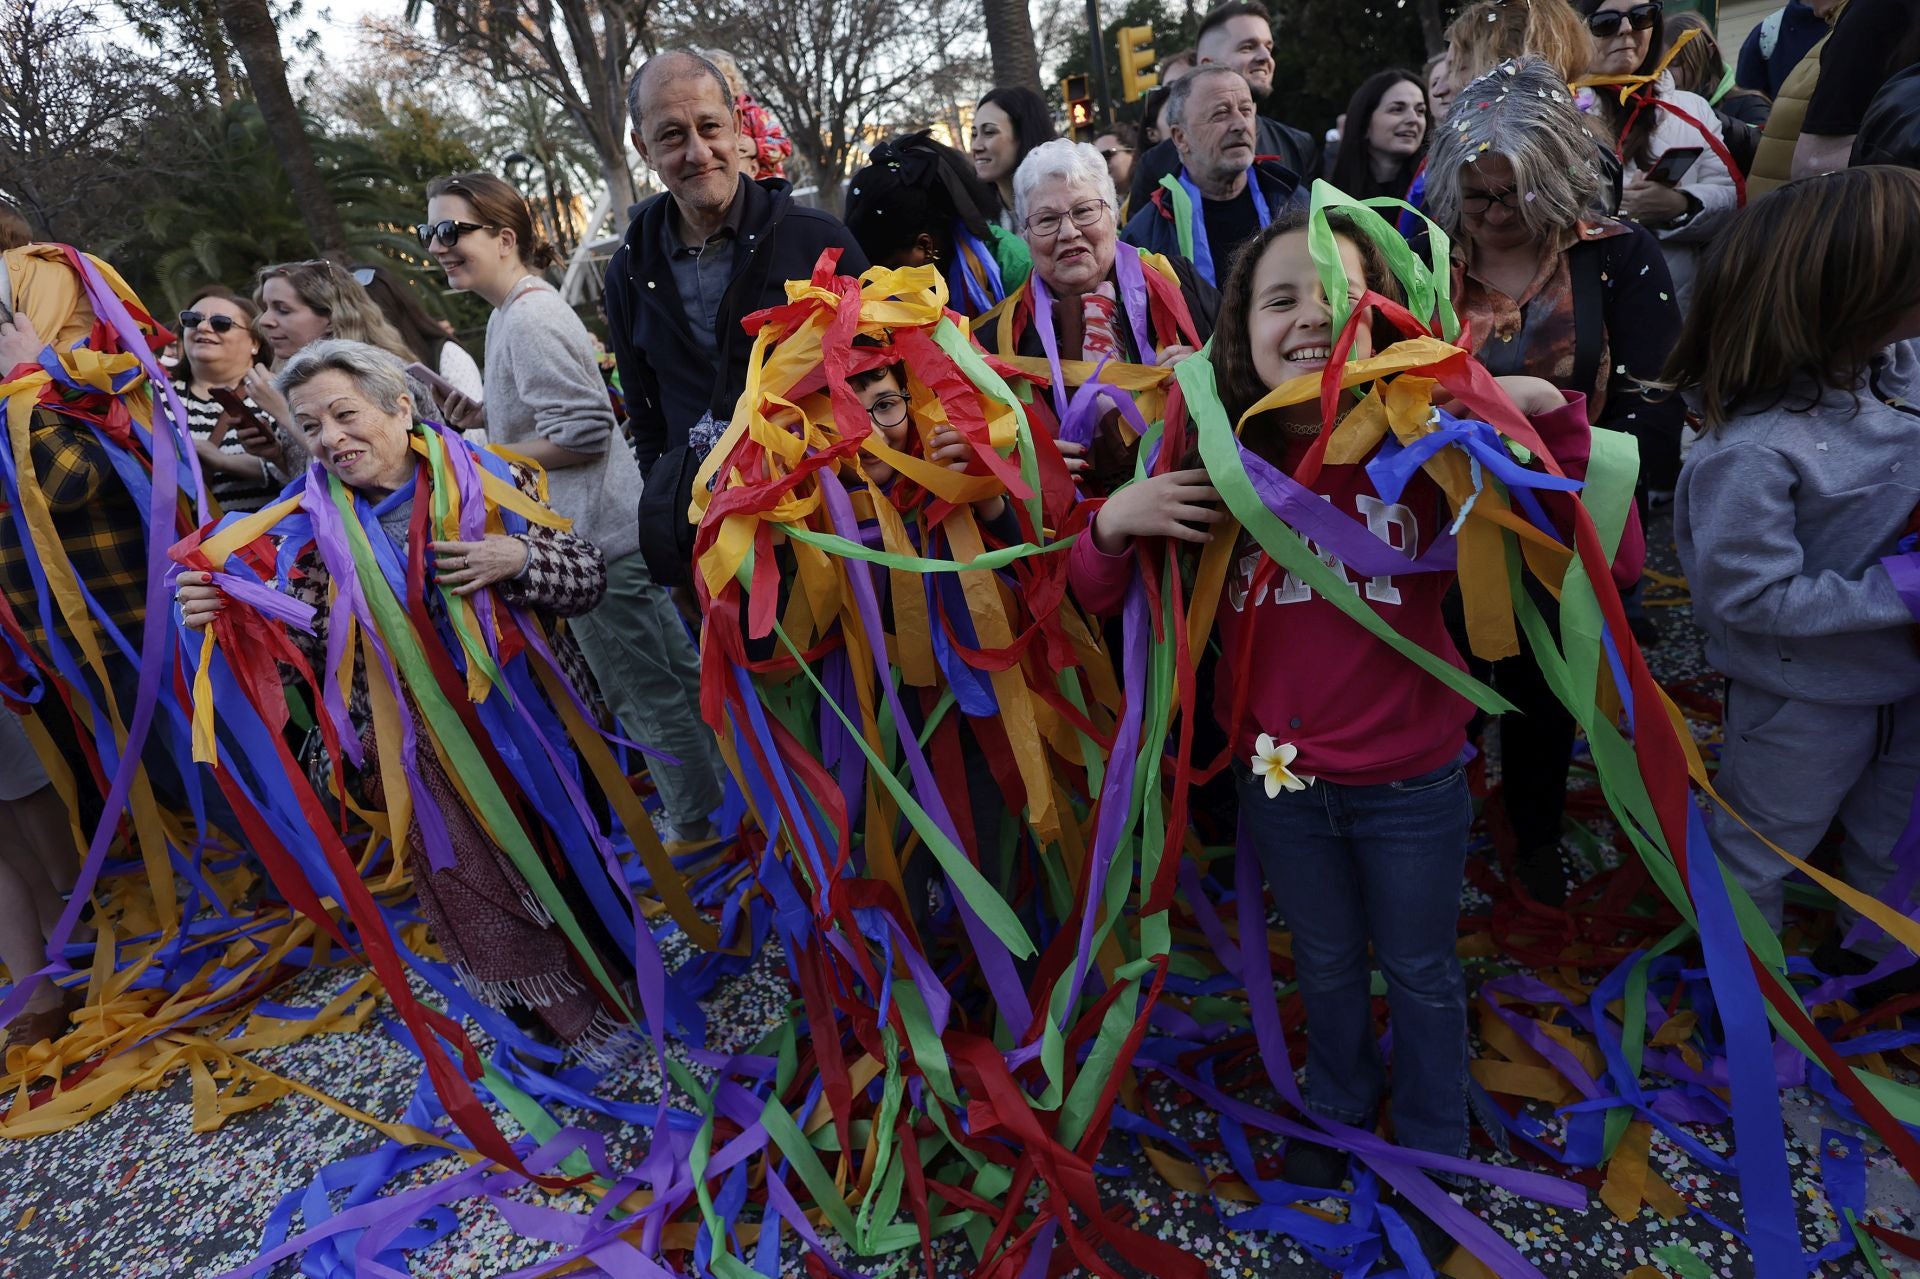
281, 461, 608, 722
0, 406, 150, 652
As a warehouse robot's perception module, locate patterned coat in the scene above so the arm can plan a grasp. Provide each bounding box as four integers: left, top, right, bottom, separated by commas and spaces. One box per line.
280, 461, 608, 726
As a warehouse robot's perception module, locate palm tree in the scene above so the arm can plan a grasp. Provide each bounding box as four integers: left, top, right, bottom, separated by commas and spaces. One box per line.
216, 0, 351, 259
137, 102, 427, 309
984, 0, 1044, 93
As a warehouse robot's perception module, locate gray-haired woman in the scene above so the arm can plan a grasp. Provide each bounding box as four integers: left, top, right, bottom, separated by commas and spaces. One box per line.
174, 340, 638, 1060
1424, 57, 1679, 907
973, 139, 1216, 496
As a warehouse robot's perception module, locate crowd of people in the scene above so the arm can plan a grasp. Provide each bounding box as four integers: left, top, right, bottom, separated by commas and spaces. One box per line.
4, 0, 1920, 1272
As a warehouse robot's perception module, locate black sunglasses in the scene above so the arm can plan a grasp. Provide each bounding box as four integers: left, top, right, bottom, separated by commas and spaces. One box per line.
178, 310, 241, 333
1586, 2, 1661, 38
415, 219, 498, 249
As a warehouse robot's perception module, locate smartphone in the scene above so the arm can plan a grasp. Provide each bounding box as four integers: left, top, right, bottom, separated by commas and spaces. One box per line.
1645, 147, 1704, 187
405, 361, 458, 403
208, 385, 268, 436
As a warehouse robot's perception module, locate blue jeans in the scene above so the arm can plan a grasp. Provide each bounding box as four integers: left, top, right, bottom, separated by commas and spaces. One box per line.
1238, 762, 1472, 1158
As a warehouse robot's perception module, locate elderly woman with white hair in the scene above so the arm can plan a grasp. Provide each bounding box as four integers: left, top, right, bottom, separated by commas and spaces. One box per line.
973, 138, 1216, 496
1425, 56, 1677, 909
174, 339, 643, 1062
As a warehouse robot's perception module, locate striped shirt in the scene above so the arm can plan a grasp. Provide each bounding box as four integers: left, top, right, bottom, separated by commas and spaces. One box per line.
173, 380, 283, 513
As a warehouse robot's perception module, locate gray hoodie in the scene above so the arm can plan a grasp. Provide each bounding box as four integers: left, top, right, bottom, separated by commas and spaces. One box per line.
1675, 339, 1920, 706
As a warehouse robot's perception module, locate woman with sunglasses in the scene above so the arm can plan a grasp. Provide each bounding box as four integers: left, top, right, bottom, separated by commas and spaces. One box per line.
419, 171, 725, 850
1575, 0, 1739, 310
1426, 58, 1675, 908
172, 285, 286, 512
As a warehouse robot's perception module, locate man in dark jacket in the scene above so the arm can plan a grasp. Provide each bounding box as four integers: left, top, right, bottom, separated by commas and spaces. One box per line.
1121, 66, 1304, 286
1128, 0, 1317, 212
605, 48, 870, 586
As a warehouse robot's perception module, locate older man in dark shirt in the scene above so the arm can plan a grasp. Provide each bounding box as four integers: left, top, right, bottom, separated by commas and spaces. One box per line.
604, 49, 870, 586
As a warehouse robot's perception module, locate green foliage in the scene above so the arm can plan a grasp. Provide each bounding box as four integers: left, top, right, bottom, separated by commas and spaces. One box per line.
125, 101, 424, 312
1265, 0, 1452, 137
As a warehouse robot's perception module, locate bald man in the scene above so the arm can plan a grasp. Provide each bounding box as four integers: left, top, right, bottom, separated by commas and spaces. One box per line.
605, 49, 869, 586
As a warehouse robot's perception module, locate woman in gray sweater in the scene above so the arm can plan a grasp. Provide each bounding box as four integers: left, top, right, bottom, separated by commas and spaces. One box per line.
418, 171, 725, 846
1668, 168, 1920, 988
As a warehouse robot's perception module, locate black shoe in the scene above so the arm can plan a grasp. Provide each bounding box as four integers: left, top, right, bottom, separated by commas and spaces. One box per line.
1514, 844, 1568, 907
1382, 1190, 1457, 1271
1282, 1135, 1350, 1190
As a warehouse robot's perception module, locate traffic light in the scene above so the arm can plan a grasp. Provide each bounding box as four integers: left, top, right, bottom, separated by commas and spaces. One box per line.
1117, 24, 1158, 102
1060, 74, 1094, 136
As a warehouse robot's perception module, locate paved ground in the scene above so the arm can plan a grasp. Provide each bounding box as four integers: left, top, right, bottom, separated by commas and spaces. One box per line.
4, 512, 1920, 1279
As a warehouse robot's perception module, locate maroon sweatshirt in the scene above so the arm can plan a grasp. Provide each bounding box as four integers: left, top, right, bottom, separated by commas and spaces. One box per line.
1068, 394, 1617, 786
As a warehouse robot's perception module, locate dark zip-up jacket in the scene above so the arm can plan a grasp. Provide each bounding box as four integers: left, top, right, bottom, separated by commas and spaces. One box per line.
603, 174, 869, 584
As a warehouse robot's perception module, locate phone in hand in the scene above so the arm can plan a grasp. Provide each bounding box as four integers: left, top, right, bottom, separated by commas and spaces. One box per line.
405, 361, 458, 403
1644, 147, 1704, 187
208, 385, 266, 433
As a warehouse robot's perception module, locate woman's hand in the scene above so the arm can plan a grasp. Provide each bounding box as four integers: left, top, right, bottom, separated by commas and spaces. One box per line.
240, 364, 293, 430
0, 313, 44, 372
175, 570, 226, 631
1056, 439, 1091, 480
1154, 344, 1198, 369
229, 410, 287, 470
1090, 468, 1223, 554
430, 534, 528, 597
1619, 177, 1688, 226
439, 389, 486, 433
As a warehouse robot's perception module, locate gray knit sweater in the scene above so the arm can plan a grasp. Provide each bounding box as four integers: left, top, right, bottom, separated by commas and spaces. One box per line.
483, 280, 642, 563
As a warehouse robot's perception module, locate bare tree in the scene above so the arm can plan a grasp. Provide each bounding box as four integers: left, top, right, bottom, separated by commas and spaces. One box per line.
113, 0, 245, 103
399, 0, 651, 211
658, 0, 986, 201
218, 0, 351, 257
0, 0, 170, 241
983, 0, 1043, 93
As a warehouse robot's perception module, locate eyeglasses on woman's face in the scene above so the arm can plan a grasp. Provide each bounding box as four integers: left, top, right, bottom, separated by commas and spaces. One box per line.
414, 219, 498, 249
866, 392, 911, 429
178, 310, 241, 333
1586, 2, 1662, 39
1460, 187, 1524, 215
1024, 199, 1110, 238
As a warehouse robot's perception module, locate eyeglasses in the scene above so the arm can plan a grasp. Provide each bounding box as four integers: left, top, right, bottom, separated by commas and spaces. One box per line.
1024, 200, 1111, 238
415, 219, 498, 249
1585, 2, 1661, 38
1098, 147, 1131, 160
866, 393, 910, 430
1460, 187, 1524, 214
178, 310, 241, 333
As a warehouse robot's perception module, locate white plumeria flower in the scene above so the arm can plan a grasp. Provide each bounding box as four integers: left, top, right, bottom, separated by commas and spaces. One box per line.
1250, 733, 1313, 798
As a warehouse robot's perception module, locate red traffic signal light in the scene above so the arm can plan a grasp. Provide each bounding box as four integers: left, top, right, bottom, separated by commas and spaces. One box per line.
1068, 99, 1094, 130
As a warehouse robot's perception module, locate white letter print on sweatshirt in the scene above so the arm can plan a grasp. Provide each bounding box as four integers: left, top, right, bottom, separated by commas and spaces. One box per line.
1227, 494, 1415, 612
